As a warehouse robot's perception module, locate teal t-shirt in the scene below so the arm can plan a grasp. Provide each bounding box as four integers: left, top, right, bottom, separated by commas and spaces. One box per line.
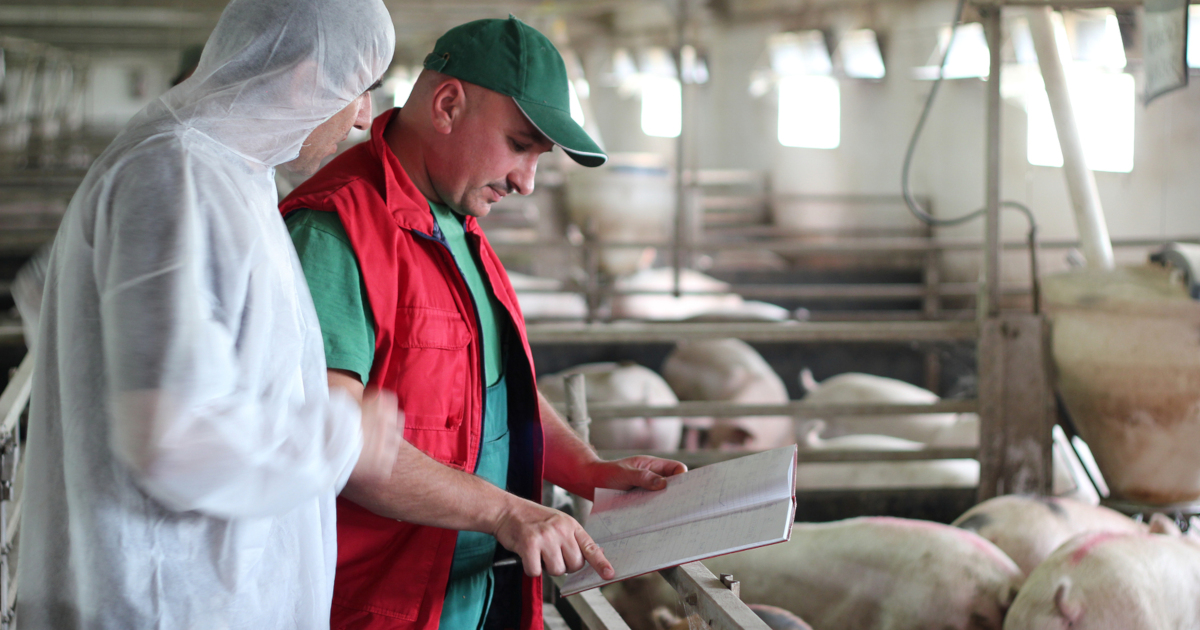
286, 204, 510, 630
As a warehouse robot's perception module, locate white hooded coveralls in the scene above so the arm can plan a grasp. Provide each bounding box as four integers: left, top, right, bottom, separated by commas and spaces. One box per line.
16, 0, 394, 627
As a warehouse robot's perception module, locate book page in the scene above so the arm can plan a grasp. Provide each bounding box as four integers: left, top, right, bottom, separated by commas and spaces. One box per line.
560, 445, 797, 596
587, 446, 796, 545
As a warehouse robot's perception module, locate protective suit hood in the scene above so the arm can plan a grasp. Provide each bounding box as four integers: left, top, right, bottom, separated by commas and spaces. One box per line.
161, 0, 394, 166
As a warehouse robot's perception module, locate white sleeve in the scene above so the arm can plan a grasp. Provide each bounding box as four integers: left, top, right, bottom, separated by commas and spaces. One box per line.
95, 154, 362, 518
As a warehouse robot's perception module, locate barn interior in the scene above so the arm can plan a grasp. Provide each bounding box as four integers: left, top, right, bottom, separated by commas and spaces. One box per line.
2, 0, 1200, 627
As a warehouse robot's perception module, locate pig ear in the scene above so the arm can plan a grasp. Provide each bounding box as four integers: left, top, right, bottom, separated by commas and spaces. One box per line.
1149, 512, 1182, 536
799, 420, 826, 447
799, 368, 819, 394
1054, 578, 1083, 624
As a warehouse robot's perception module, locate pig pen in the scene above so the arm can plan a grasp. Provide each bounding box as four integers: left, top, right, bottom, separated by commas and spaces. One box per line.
528, 319, 989, 524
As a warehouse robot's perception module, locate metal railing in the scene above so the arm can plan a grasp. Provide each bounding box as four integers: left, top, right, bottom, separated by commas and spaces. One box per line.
0, 355, 33, 630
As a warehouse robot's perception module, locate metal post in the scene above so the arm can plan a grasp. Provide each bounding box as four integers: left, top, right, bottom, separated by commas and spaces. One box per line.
672, 0, 696, 298
564, 373, 593, 525
982, 6, 1003, 318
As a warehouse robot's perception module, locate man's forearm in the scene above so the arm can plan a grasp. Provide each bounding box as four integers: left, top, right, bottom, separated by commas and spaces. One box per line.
538, 390, 604, 499
340, 438, 516, 533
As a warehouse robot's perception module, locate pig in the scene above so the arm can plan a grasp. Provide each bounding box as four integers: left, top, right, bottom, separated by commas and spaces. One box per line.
1003, 530, 1200, 629
795, 419, 979, 490
798, 370, 959, 443
610, 268, 745, 321
654, 604, 812, 630
662, 339, 795, 451
506, 271, 587, 321
704, 518, 1022, 630
608, 517, 1023, 630
538, 362, 683, 451
952, 495, 1146, 577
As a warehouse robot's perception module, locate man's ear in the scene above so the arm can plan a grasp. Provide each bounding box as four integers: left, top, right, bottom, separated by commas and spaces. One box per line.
428, 78, 466, 135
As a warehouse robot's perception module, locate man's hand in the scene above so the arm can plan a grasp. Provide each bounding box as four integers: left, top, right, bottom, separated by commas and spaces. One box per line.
493, 496, 615, 580
586, 455, 688, 498
348, 388, 404, 486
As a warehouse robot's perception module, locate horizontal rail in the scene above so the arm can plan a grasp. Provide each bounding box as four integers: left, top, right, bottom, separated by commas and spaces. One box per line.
659, 562, 771, 630
526, 321, 979, 344
597, 448, 978, 466
553, 399, 977, 420
553, 575, 633, 630
0, 355, 34, 436
488, 236, 1192, 255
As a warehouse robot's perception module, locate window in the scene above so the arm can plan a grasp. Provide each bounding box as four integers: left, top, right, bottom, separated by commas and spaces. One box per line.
771, 31, 840, 149
835, 29, 886, 79
639, 47, 681, 138
777, 75, 840, 149
1024, 11, 1133, 173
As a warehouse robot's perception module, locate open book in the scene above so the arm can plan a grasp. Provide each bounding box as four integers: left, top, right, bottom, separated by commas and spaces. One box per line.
559, 445, 797, 596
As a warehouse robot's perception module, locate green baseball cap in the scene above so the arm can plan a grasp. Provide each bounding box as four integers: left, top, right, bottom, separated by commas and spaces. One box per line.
424, 16, 607, 168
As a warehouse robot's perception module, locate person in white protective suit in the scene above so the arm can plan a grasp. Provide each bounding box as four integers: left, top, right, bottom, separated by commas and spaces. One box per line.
16, 0, 403, 627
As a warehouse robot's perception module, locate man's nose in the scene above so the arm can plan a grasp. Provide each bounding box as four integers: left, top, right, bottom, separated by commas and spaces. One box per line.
354, 94, 373, 130
508, 157, 538, 196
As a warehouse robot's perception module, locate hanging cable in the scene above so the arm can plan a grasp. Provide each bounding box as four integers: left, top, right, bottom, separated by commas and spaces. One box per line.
900, 0, 1043, 313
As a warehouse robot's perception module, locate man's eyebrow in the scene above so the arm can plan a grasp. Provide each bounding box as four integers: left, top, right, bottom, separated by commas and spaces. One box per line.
514, 128, 551, 146
367, 80, 383, 92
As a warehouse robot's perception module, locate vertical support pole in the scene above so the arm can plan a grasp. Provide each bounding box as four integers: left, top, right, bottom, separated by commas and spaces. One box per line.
982, 5, 1003, 319
564, 373, 593, 525
977, 314, 1056, 501
923, 249, 942, 392
672, 0, 696, 298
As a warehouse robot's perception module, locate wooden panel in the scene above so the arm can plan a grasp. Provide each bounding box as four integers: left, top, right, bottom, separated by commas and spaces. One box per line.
659, 562, 771, 630
977, 314, 1055, 501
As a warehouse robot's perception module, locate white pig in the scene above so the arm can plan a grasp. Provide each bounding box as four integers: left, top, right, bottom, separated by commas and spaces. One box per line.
798, 370, 959, 443
1003, 530, 1200, 629
662, 338, 795, 451
702, 518, 1022, 630
952, 495, 1146, 577
538, 362, 683, 451
795, 419, 979, 490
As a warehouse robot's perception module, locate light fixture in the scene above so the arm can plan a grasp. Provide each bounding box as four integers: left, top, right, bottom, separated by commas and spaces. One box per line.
835, 29, 885, 79
768, 31, 833, 76
912, 22, 990, 80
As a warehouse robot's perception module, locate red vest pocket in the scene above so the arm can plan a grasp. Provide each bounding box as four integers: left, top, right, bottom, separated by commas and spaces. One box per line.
390, 306, 473, 438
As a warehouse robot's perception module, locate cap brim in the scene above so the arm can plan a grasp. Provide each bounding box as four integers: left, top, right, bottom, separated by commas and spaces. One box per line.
513, 98, 607, 168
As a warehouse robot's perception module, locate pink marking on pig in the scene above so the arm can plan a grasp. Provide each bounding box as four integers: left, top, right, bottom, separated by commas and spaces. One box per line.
1068, 531, 1133, 566
863, 517, 1018, 570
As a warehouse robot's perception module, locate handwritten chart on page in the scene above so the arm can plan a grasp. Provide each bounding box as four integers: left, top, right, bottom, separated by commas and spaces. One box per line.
560, 445, 797, 596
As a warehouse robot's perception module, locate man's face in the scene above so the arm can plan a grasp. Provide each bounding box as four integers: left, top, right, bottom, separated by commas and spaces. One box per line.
430, 86, 555, 218
282, 89, 375, 177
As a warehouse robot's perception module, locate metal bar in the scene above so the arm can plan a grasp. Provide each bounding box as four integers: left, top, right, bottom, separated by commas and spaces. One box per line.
564, 373, 592, 525
983, 5, 1003, 317
526, 321, 979, 344
486, 236, 1191, 255
659, 562, 771, 630
598, 448, 978, 466
0, 355, 34, 436
3, 494, 20, 551
559, 580, 634, 630
552, 399, 977, 420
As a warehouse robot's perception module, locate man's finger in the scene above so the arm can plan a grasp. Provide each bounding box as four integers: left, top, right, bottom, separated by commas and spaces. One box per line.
575, 529, 614, 580
520, 548, 542, 578
542, 547, 567, 577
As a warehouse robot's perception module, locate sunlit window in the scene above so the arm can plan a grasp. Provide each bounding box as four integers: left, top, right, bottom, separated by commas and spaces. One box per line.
639, 47, 681, 138
1188, 5, 1200, 67
778, 75, 840, 149
641, 76, 681, 138
568, 80, 585, 126
770, 31, 840, 149
1025, 10, 1133, 173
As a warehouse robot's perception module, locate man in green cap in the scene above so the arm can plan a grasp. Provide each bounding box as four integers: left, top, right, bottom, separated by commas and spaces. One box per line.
280, 16, 686, 630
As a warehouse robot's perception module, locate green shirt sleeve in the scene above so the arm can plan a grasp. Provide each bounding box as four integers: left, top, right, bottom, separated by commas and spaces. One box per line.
286, 208, 376, 385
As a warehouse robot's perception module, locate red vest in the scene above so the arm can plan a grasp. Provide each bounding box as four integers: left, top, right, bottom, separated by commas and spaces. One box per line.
280, 108, 544, 630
